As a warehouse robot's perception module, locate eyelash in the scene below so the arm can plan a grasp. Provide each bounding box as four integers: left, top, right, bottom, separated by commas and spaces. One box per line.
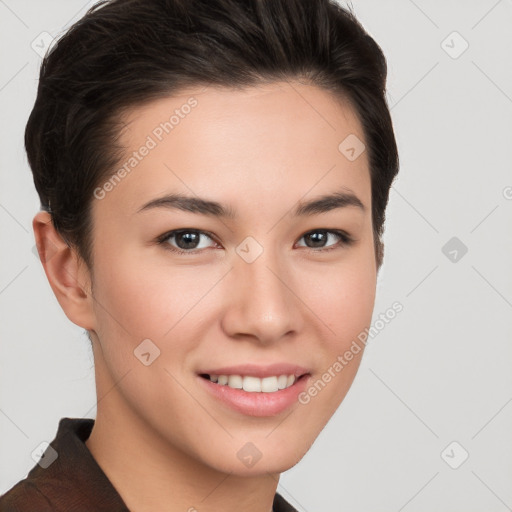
156, 228, 355, 255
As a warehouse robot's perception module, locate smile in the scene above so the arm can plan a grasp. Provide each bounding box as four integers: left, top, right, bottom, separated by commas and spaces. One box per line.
200, 373, 299, 393
197, 364, 311, 417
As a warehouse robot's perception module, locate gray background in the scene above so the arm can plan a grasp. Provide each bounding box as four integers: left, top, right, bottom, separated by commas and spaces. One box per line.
1, 1, 511, 510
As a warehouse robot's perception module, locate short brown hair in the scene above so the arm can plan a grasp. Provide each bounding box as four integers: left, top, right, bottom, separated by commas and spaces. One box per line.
25, 0, 399, 270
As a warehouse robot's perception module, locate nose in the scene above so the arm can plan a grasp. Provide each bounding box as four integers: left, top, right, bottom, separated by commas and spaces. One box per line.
220, 246, 304, 345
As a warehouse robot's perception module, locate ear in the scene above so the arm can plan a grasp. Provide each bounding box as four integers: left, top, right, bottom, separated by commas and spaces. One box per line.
33, 211, 96, 331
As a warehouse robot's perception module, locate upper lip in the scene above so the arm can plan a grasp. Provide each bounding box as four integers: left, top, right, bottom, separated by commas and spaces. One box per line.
198, 363, 310, 378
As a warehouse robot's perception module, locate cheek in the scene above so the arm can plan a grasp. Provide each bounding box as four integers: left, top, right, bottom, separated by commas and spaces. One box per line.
90, 251, 225, 346
303, 250, 377, 340
326, 271, 376, 337
300, 249, 376, 395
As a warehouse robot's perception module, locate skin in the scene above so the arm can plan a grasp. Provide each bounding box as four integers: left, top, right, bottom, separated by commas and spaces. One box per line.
33, 81, 382, 512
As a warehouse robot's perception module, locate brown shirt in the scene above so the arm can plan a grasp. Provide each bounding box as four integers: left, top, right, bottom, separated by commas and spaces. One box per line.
0, 418, 298, 512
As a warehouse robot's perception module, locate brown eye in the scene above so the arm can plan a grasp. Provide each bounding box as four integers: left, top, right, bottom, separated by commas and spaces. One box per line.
297, 229, 353, 251
303, 230, 330, 248
173, 231, 201, 250
158, 229, 217, 254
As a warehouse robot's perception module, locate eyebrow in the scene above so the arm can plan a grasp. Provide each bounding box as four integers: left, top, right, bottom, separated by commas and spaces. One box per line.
136, 190, 366, 218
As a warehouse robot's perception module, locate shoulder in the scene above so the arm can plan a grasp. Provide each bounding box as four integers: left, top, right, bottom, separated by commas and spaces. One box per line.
0, 418, 88, 512
0, 479, 53, 512
0, 417, 129, 512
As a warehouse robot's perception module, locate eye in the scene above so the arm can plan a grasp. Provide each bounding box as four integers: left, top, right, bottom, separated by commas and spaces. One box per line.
156, 228, 355, 256
157, 229, 218, 254
296, 229, 354, 252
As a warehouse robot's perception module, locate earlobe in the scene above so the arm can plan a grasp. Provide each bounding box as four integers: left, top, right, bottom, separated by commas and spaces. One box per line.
33, 211, 96, 331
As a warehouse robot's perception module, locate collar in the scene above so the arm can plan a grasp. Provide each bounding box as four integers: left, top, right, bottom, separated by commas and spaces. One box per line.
1, 417, 297, 511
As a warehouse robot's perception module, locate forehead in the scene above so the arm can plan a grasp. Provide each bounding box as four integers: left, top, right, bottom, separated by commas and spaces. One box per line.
98, 81, 371, 218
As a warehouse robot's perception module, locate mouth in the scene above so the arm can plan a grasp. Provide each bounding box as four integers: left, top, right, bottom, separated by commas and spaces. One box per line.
198, 372, 309, 393
196, 364, 311, 417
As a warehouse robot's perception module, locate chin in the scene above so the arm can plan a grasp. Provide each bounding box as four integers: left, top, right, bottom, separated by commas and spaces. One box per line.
196, 431, 317, 477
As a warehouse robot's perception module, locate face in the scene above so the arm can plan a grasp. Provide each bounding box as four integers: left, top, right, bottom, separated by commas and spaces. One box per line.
85, 81, 377, 475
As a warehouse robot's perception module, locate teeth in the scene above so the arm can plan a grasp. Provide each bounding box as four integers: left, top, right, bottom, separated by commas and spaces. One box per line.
208, 374, 297, 393
228, 375, 243, 389
243, 376, 261, 392
277, 375, 288, 389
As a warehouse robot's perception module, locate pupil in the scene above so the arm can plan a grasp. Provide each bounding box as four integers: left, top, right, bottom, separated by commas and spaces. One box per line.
177, 231, 199, 249
307, 231, 326, 248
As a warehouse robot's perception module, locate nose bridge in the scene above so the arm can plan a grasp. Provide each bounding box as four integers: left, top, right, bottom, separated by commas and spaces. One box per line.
222, 237, 301, 342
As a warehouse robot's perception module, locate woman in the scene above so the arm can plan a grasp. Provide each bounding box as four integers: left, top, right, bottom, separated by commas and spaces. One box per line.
0, 0, 399, 510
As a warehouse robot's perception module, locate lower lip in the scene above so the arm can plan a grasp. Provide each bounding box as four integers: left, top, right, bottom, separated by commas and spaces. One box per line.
197, 374, 310, 417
